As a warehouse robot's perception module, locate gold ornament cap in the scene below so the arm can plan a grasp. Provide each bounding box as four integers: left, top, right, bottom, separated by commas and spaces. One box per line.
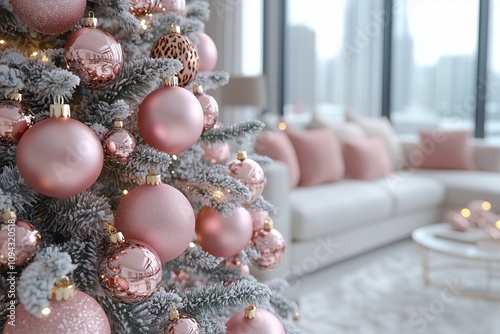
3, 206, 16, 222
8, 92, 22, 102
51, 276, 76, 301
245, 305, 257, 320
193, 85, 204, 95
84, 11, 98, 28
113, 120, 124, 128
146, 173, 162, 185
169, 309, 180, 321
110, 231, 125, 244
169, 23, 181, 34
264, 217, 274, 231
236, 150, 247, 162
164, 75, 179, 87
50, 95, 71, 118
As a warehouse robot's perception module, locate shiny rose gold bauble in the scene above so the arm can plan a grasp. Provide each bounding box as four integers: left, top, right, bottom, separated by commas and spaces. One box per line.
103, 120, 136, 163
138, 76, 204, 154
114, 174, 196, 263
10, 0, 86, 35
150, 24, 199, 87
130, 0, 160, 16
16, 99, 103, 198
193, 85, 219, 131
0, 208, 40, 266
164, 310, 201, 334
98, 239, 162, 303
155, 0, 186, 14
194, 32, 218, 72
225, 305, 286, 334
64, 15, 123, 89
228, 151, 265, 204
195, 206, 253, 258
202, 143, 230, 165
3, 290, 110, 334
251, 219, 286, 270
0, 93, 33, 142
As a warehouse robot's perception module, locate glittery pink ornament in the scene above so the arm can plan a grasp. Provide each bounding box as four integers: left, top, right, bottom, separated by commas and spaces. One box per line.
228, 151, 265, 204
155, 0, 186, 14
103, 120, 136, 163
165, 312, 201, 334
3, 290, 111, 334
0, 94, 33, 142
0, 210, 40, 266
10, 0, 86, 35
114, 174, 196, 263
138, 79, 204, 154
195, 206, 253, 258
247, 208, 270, 231
130, 0, 160, 16
98, 240, 162, 303
202, 143, 230, 165
194, 32, 218, 73
225, 306, 286, 334
251, 223, 286, 270
193, 86, 219, 132
64, 15, 123, 89
16, 100, 103, 198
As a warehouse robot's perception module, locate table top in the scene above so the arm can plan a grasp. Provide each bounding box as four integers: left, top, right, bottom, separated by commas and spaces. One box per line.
412, 223, 500, 262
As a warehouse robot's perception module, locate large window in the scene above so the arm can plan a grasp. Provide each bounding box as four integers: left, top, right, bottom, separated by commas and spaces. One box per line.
391, 0, 480, 135
487, 0, 500, 140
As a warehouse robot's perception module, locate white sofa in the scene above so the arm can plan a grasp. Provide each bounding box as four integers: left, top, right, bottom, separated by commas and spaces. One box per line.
253, 139, 500, 281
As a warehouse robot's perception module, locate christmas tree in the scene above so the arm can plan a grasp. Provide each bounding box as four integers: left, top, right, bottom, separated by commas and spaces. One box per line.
0, 0, 300, 333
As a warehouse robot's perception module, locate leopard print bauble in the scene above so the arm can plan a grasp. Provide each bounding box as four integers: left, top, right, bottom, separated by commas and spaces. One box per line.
150, 32, 199, 87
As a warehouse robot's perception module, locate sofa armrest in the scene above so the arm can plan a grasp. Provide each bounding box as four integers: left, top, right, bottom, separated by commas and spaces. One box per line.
251, 161, 292, 281
400, 139, 500, 173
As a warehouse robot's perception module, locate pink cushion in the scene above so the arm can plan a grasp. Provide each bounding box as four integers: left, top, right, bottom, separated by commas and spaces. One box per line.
343, 137, 393, 180
308, 113, 366, 143
255, 130, 301, 188
415, 130, 476, 170
286, 128, 344, 187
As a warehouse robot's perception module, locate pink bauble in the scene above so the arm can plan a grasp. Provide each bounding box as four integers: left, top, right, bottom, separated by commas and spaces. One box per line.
0, 219, 40, 266
103, 124, 136, 164
16, 117, 104, 198
0, 99, 33, 141
130, 0, 160, 16
165, 314, 201, 334
247, 208, 270, 231
195, 206, 253, 258
3, 290, 110, 334
98, 240, 162, 303
228, 157, 265, 204
155, 0, 186, 14
446, 211, 470, 232
222, 259, 250, 276
202, 143, 230, 165
194, 32, 218, 72
225, 307, 286, 334
196, 92, 219, 131
114, 181, 195, 263
138, 86, 204, 154
251, 228, 286, 270
11, 0, 86, 35
64, 23, 123, 89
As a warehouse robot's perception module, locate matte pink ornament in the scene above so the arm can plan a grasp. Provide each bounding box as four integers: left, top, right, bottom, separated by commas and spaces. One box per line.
10, 0, 86, 35
202, 143, 230, 165
228, 152, 265, 204
194, 87, 219, 131
0, 219, 40, 266
98, 240, 162, 303
103, 121, 136, 163
251, 227, 286, 270
114, 175, 196, 263
165, 313, 201, 334
16, 117, 104, 198
0, 98, 33, 142
138, 85, 204, 154
64, 16, 123, 89
130, 0, 160, 16
194, 32, 218, 73
3, 290, 111, 334
225, 306, 286, 334
195, 206, 253, 258
155, 0, 186, 14
247, 208, 270, 231
446, 211, 470, 232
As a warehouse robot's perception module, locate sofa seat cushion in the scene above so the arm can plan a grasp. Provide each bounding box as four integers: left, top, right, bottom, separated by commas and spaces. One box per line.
412, 170, 500, 207
290, 180, 394, 241
373, 175, 445, 215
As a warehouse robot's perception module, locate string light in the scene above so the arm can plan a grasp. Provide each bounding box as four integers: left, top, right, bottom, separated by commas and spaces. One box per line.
496, 220, 500, 230
189, 242, 196, 248
31, 51, 39, 57
41, 307, 51, 316
172, 155, 178, 161
212, 190, 224, 199
171, 170, 175, 175
122, 189, 129, 195
0, 40, 5, 45
482, 201, 492, 211
460, 208, 471, 218
278, 122, 287, 131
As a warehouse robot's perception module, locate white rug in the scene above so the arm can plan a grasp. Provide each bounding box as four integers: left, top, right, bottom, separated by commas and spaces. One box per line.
297, 247, 500, 333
